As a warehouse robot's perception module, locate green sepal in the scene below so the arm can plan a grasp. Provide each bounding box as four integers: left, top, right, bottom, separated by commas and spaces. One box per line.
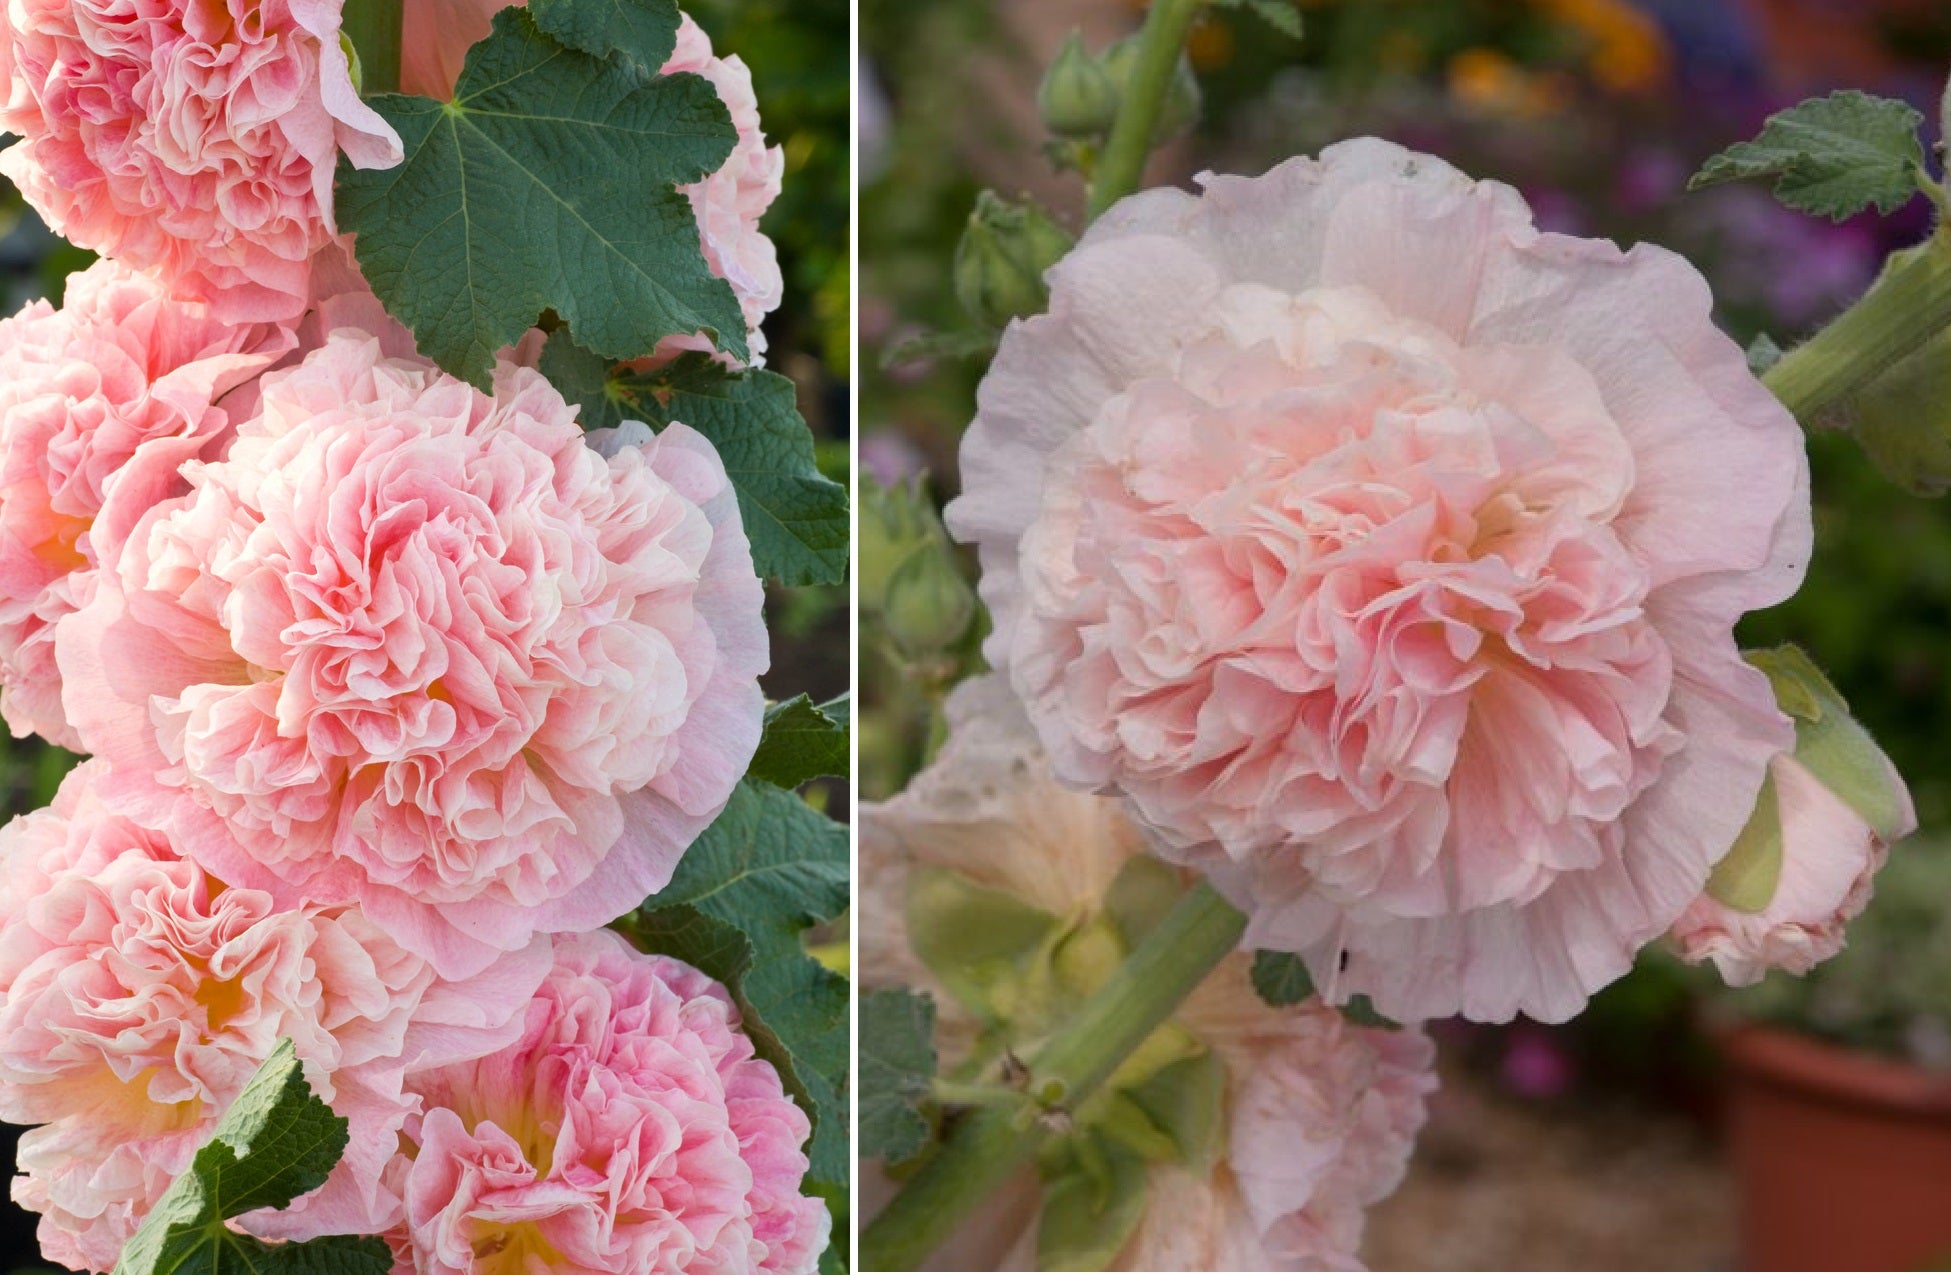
1036, 1133, 1151, 1272
906, 865, 1063, 1021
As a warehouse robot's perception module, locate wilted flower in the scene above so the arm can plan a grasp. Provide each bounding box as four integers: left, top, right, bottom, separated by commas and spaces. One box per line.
861, 677, 1435, 1271
948, 138, 1812, 1023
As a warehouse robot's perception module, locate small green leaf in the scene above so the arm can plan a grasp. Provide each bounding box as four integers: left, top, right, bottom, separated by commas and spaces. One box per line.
1037, 1135, 1151, 1272
750, 693, 850, 789
634, 367, 850, 586
1216, 0, 1303, 38
337, 8, 746, 386
1688, 90, 1927, 221
1250, 949, 1316, 1007
529, 0, 677, 66
859, 988, 938, 1163
1340, 994, 1403, 1031
1746, 332, 1784, 376
114, 1039, 393, 1275
629, 781, 849, 1191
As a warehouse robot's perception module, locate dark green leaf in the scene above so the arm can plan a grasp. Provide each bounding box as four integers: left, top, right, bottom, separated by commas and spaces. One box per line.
859, 989, 938, 1163
1249, 949, 1316, 1007
1688, 90, 1926, 221
114, 1039, 393, 1275
530, 0, 677, 66
336, 8, 745, 386
1340, 994, 1402, 1031
1216, 0, 1303, 38
630, 781, 850, 1191
635, 367, 850, 586
750, 693, 851, 789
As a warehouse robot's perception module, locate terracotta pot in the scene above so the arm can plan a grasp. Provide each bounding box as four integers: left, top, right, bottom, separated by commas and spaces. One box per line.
1721, 1023, 1951, 1271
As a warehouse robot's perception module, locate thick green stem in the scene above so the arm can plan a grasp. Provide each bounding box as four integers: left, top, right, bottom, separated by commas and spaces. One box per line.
340, 0, 403, 95
1764, 228, 1951, 427
1086, 0, 1205, 222
860, 881, 1247, 1271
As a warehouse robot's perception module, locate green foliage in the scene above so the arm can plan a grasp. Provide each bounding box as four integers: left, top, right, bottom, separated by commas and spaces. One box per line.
1213, 0, 1304, 40
858, 988, 938, 1163
114, 1040, 392, 1275
627, 362, 851, 587
1249, 949, 1316, 1006
750, 693, 850, 789
529, 0, 679, 64
629, 781, 850, 1193
336, 7, 746, 385
1688, 90, 1928, 222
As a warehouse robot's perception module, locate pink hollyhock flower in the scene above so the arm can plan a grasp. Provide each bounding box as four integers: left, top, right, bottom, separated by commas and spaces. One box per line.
0, 259, 294, 750
861, 677, 1434, 1270
947, 137, 1812, 1023
0, 760, 548, 1272
387, 927, 829, 1275
399, 4, 784, 364
0, 0, 402, 322
57, 330, 768, 979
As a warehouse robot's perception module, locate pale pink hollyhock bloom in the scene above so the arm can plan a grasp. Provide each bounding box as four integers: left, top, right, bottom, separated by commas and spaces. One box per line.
947, 137, 1812, 1023
0, 760, 549, 1272
861, 677, 1435, 1271
0, 259, 294, 749
57, 331, 767, 979
0, 0, 402, 321
399, 4, 784, 364
386, 927, 829, 1275
1672, 751, 1915, 986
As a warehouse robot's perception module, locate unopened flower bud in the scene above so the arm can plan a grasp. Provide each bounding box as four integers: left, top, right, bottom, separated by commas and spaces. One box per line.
884, 541, 977, 661
954, 191, 1074, 329
1673, 645, 1915, 985
1102, 35, 1202, 143
859, 473, 946, 615
1039, 31, 1120, 139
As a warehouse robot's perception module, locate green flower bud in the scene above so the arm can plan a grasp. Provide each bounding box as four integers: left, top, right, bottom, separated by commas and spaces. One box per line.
953, 191, 1075, 329
858, 473, 945, 614
1748, 645, 1914, 841
1102, 35, 1202, 143
1039, 31, 1120, 139
883, 542, 977, 661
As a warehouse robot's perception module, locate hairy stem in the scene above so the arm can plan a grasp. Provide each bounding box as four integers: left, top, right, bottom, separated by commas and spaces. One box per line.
1765, 228, 1951, 427
860, 881, 1247, 1270
341, 0, 404, 96
1086, 0, 1205, 222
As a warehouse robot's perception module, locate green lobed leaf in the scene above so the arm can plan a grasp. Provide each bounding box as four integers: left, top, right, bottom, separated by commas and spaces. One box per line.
629, 781, 850, 1192
336, 7, 746, 386
749, 693, 851, 789
114, 1039, 393, 1275
1688, 90, 1927, 221
859, 988, 938, 1163
631, 364, 850, 586
1249, 949, 1316, 1007
529, 0, 678, 66
1340, 994, 1403, 1031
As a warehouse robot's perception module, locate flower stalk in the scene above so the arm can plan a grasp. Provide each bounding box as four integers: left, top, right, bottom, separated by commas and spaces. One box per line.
341, 0, 403, 95
1086, 0, 1206, 221
1764, 226, 1951, 427
860, 880, 1247, 1270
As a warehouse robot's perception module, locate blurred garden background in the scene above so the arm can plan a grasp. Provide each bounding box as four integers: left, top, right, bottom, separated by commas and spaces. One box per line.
859, 0, 1951, 1267
0, 0, 851, 1265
